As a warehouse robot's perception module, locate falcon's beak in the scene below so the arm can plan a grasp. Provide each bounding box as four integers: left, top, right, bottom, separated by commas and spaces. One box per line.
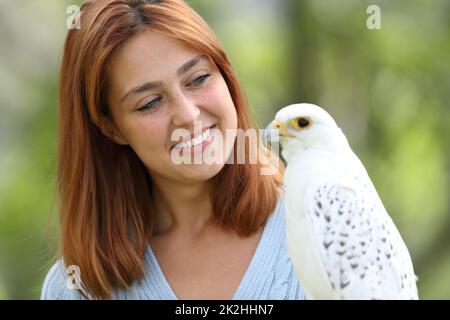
270, 120, 294, 138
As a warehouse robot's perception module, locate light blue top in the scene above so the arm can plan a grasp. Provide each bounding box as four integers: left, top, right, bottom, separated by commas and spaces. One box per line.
40, 197, 305, 300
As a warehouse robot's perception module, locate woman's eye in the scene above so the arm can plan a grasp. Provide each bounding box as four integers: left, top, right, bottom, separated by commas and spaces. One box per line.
190, 74, 211, 87
137, 96, 162, 112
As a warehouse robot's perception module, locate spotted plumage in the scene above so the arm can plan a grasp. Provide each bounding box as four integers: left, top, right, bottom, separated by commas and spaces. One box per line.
268, 103, 418, 299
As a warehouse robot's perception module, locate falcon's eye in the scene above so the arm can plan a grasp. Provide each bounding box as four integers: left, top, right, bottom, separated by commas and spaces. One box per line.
298, 118, 310, 128
291, 117, 312, 130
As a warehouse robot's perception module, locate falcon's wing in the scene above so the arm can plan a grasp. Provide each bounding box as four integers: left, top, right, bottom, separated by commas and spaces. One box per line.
304, 178, 418, 299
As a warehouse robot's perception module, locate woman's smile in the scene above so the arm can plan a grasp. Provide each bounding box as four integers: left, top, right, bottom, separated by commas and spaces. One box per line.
171, 124, 216, 156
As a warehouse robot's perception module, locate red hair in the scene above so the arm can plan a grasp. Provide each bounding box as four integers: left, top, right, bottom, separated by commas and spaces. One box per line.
56, 0, 284, 299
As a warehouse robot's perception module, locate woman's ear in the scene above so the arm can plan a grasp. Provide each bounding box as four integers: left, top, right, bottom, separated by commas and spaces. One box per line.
98, 118, 129, 145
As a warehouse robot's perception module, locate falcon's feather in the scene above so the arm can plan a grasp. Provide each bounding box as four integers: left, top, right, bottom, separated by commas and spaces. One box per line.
305, 179, 418, 299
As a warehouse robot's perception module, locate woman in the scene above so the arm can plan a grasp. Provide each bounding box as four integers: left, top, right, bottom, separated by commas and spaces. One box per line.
41, 0, 305, 300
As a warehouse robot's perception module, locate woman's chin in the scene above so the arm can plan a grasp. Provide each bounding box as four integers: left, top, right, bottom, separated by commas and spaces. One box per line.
175, 161, 226, 182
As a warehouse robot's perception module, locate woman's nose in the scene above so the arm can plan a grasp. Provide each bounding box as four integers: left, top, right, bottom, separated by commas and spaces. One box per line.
170, 92, 201, 127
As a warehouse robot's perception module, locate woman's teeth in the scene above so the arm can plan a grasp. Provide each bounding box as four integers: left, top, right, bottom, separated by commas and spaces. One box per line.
174, 127, 212, 150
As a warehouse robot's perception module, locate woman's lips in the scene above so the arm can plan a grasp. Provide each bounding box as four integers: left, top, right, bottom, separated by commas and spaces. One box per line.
171, 124, 216, 151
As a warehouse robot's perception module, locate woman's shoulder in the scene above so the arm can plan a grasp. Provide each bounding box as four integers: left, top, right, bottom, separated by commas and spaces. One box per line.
40, 259, 84, 300
265, 192, 287, 230
253, 193, 306, 300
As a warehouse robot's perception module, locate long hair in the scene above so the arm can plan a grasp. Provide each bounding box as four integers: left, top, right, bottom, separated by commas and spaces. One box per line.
57, 0, 284, 299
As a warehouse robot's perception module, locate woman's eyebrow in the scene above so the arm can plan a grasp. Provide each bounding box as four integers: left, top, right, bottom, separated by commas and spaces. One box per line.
176, 54, 208, 76
121, 81, 163, 103
120, 54, 208, 103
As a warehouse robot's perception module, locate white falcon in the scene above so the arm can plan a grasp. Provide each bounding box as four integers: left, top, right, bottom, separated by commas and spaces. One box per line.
268, 103, 418, 300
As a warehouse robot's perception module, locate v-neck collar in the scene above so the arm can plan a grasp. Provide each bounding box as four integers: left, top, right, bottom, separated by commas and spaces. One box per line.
140, 201, 283, 300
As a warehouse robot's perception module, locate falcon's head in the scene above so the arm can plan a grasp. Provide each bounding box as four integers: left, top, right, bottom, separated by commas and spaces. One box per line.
267, 103, 346, 162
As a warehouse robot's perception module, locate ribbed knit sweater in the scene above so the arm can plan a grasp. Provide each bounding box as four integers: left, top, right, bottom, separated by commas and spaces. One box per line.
41, 197, 305, 300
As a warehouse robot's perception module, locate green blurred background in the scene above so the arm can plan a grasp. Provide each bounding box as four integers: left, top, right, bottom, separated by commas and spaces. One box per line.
0, 0, 449, 299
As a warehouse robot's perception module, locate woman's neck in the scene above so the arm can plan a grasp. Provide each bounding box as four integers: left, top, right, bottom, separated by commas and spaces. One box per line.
150, 176, 215, 236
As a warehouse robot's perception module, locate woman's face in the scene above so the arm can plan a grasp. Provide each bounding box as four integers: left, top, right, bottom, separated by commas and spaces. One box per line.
105, 31, 237, 184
